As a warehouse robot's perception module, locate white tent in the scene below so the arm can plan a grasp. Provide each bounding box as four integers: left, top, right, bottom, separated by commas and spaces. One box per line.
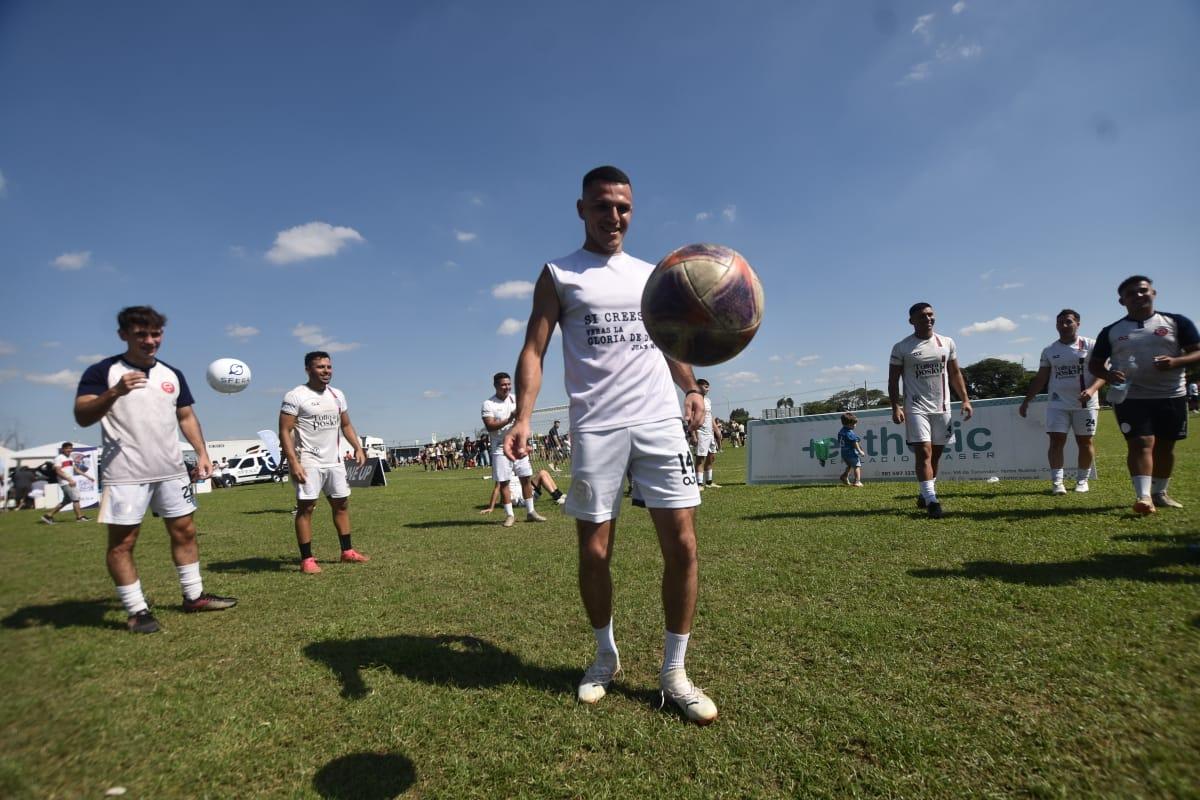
7, 441, 95, 467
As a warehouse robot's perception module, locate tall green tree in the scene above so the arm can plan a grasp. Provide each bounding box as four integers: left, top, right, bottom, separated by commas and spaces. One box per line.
961, 358, 1034, 399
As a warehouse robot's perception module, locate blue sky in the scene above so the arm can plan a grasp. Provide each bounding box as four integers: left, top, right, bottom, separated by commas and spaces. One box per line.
2, 0, 1198, 448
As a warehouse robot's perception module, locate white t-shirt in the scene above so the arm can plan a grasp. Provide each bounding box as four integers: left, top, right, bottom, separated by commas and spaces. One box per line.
1040, 337, 1099, 410
546, 249, 680, 433
281, 384, 348, 467
698, 396, 713, 435
889, 333, 958, 415
76, 355, 195, 485
54, 452, 76, 486
481, 393, 515, 453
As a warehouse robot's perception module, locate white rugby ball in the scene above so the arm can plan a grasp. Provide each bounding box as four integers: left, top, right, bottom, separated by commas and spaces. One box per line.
206, 358, 252, 394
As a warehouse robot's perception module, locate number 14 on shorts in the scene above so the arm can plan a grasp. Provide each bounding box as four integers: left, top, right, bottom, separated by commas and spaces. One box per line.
676, 452, 696, 485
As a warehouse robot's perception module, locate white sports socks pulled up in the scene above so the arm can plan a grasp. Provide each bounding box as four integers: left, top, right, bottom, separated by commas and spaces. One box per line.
1132, 475, 1152, 498
662, 630, 690, 675
919, 480, 937, 502
1051, 468, 1064, 485
116, 580, 149, 615
593, 620, 618, 662
1151, 477, 1170, 495
176, 561, 203, 602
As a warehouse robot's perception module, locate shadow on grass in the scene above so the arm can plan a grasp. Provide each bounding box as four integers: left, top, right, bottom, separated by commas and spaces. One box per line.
1112, 532, 1200, 544
1, 598, 125, 631
242, 509, 294, 515
403, 520, 487, 529
745, 508, 903, 521
947, 506, 1126, 521
304, 634, 576, 699
314, 752, 415, 799
206, 556, 294, 573
909, 545, 1200, 586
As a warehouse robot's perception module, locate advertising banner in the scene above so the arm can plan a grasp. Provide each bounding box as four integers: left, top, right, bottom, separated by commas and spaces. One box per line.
72, 446, 100, 508
748, 396, 1096, 484
346, 458, 387, 488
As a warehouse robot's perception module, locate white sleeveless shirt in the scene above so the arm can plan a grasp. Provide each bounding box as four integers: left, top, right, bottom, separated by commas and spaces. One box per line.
546, 249, 681, 433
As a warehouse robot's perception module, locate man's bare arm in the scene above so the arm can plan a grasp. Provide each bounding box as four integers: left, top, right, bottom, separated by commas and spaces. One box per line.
176, 405, 212, 480
505, 267, 560, 461
74, 372, 146, 427
948, 358, 973, 420
341, 412, 366, 466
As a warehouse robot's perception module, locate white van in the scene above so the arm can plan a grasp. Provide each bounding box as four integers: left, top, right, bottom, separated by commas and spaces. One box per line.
221, 454, 280, 486
360, 435, 387, 461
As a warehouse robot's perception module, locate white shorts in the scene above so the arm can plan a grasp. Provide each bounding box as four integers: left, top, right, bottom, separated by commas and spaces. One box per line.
567, 417, 701, 523
98, 475, 197, 525
59, 483, 80, 503
695, 432, 716, 457
296, 463, 350, 501
492, 453, 532, 483
1046, 406, 1099, 436
905, 410, 954, 446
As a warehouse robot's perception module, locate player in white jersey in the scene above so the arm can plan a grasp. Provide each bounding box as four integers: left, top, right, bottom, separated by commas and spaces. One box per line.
505, 166, 716, 725
888, 302, 973, 519
40, 441, 91, 523
74, 306, 236, 634
691, 379, 722, 489
481, 371, 545, 527
279, 351, 369, 574
1088, 276, 1200, 514
1019, 310, 1105, 494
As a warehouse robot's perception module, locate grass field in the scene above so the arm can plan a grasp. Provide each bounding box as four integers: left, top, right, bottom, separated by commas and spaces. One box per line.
2, 412, 1197, 799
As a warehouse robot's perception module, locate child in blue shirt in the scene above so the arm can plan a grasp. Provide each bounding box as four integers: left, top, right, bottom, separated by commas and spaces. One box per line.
837, 413, 866, 487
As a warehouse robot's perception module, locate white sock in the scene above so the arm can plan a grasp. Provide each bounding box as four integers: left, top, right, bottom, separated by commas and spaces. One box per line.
1132, 475, 1152, 498
503, 502, 513, 517
176, 561, 203, 601
116, 580, 149, 615
704, 469, 713, 484
1151, 477, 1169, 495
919, 480, 937, 501
1051, 468, 1064, 485
1076, 468, 1090, 482
593, 620, 618, 662
662, 630, 690, 675
525, 496, 535, 513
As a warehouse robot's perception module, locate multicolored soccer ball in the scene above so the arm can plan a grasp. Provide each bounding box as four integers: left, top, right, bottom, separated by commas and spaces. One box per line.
641, 243, 764, 366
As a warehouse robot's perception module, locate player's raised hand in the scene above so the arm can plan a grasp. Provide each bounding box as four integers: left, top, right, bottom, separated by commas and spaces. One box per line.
115, 371, 147, 396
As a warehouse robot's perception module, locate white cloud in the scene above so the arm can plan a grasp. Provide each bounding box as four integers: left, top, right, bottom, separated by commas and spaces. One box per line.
266, 222, 364, 265
936, 37, 983, 61
468, 193, 484, 207
422, 390, 443, 399
226, 324, 260, 340
454, 230, 478, 243
768, 355, 782, 362
820, 364, 874, 376
722, 371, 760, 386
721, 205, 737, 222
795, 355, 821, 366
979, 269, 995, 281
960, 316, 1018, 336
41, 341, 61, 348
998, 282, 1024, 290
695, 211, 712, 222
987, 353, 1032, 365
901, 62, 932, 84
25, 369, 81, 387
492, 280, 535, 300
52, 251, 91, 270
951, 1, 966, 13
497, 318, 523, 336
912, 13, 935, 42
443, 260, 459, 270
1010, 337, 1034, 344
1020, 313, 1051, 322
0, 340, 16, 356
75, 353, 106, 363
291, 323, 361, 353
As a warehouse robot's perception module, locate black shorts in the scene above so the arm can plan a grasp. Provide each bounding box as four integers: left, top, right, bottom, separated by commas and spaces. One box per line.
1114, 397, 1188, 440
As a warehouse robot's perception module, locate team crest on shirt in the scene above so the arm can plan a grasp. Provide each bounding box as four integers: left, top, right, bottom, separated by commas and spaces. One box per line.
1154, 327, 1169, 337
162, 382, 176, 394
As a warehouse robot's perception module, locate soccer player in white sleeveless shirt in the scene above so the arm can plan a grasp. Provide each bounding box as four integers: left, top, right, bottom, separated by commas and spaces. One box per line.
692, 379, 722, 489
1019, 310, 1105, 494
888, 302, 973, 519
504, 166, 717, 725
480, 371, 544, 526
74, 305, 236, 634
279, 351, 370, 574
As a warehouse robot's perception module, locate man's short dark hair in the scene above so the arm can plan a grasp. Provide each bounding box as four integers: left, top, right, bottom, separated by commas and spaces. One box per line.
697, 379, 709, 387
908, 302, 932, 318
582, 165, 631, 191
1118, 275, 1152, 295
493, 372, 510, 385
1057, 308, 1080, 322
304, 351, 331, 368
117, 306, 167, 332
61, 442, 72, 449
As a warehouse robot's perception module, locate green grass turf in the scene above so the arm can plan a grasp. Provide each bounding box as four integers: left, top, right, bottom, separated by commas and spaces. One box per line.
1, 411, 1197, 798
